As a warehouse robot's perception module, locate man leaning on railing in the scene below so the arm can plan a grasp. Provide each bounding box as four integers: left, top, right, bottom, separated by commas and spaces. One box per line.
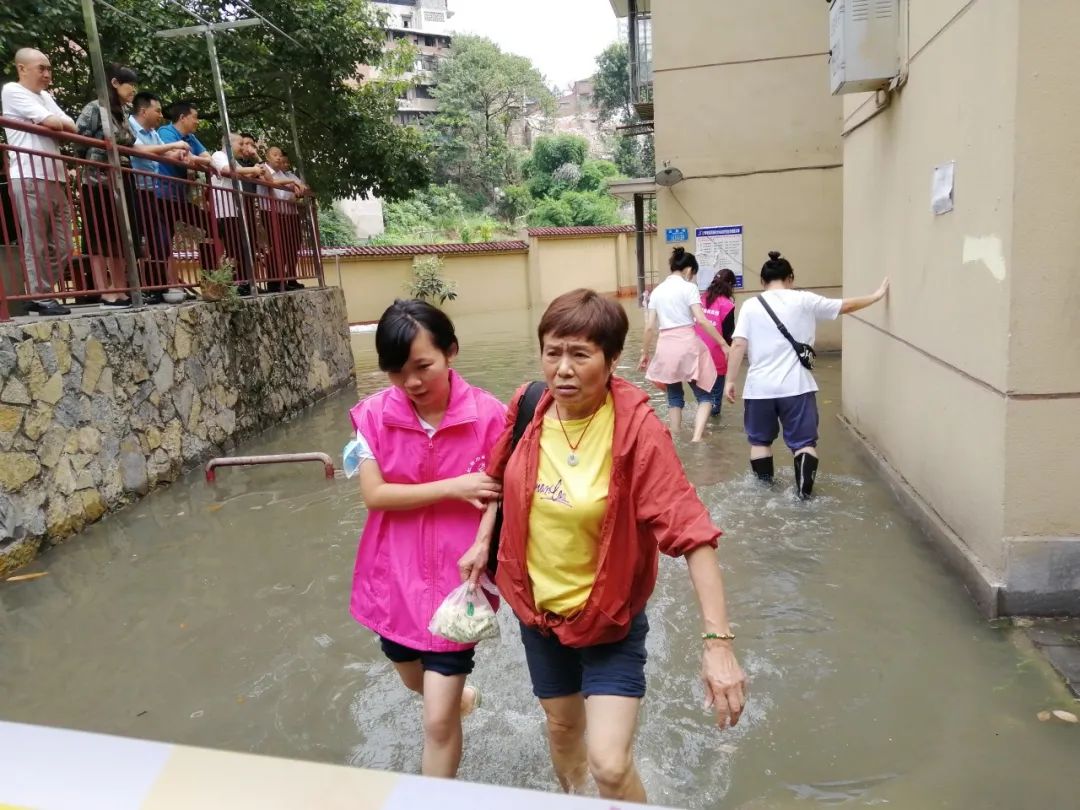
1, 48, 76, 316
211, 132, 272, 289
261, 145, 308, 292
155, 100, 215, 286
128, 91, 190, 303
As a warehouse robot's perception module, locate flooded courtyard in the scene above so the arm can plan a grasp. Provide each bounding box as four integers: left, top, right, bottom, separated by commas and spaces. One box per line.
1, 306, 1077, 809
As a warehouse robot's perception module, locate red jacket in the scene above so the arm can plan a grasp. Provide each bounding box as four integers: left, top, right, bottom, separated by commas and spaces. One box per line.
488, 375, 720, 648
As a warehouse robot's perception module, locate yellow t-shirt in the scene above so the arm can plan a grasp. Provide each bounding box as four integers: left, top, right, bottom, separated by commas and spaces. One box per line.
527, 394, 615, 616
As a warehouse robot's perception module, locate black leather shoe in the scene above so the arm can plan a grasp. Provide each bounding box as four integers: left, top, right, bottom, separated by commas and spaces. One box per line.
34, 299, 71, 316
285, 280, 305, 291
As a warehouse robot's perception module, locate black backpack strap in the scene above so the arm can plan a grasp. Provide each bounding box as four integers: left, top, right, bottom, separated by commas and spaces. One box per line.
757, 295, 802, 355
487, 381, 546, 576
510, 381, 546, 451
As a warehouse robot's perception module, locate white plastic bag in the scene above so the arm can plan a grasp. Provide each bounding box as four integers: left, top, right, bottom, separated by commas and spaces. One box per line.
428, 576, 500, 644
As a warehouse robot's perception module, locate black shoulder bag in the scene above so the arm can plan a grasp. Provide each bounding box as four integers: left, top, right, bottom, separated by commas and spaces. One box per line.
487, 381, 547, 574
757, 295, 817, 371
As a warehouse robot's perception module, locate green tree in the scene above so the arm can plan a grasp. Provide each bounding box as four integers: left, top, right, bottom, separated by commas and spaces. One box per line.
526, 134, 589, 178
427, 35, 554, 205
611, 133, 654, 178
0, 0, 428, 202
593, 42, 633, 125
317, 204, 360, 247
592, 41, 654, 179
526, 190, 621, 228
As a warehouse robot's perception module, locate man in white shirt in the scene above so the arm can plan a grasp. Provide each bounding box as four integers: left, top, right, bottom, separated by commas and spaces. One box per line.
210, 132, 270, 287
725, 251, 889, 498
260, 146, 308, 291
2, 48, 76, 316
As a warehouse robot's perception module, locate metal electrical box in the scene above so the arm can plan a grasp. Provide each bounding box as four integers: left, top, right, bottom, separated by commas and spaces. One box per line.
829, 0, 900, 94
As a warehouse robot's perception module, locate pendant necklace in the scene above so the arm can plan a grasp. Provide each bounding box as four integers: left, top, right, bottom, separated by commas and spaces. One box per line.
556, 403, 600, 467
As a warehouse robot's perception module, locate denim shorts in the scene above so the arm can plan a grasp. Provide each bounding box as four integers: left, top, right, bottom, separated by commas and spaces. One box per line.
744, 392, 819, 451
519, 613, 649, 699
379, 636, 475, 677
666, 382, 712, 410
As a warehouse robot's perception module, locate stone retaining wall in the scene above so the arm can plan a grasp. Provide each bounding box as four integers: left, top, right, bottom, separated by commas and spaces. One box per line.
0, 288, 354, 575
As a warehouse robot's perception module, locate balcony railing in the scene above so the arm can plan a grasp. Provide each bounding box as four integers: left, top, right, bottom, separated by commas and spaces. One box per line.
628, 0, 654, 121
0, 116, 324, 320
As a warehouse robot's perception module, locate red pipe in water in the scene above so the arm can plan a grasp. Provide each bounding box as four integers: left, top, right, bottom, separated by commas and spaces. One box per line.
205, 452, 336, 483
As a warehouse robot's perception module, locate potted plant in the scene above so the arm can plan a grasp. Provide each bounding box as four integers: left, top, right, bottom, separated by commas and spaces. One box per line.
200, 257, 238, 303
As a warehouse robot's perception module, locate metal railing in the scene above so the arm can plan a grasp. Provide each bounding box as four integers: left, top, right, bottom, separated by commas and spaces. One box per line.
0, 115, 324, 320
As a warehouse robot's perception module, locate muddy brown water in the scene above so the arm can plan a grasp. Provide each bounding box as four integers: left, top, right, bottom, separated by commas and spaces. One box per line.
2, 306, 1078, 808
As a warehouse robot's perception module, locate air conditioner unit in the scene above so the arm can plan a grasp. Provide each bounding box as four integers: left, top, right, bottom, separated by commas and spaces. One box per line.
829, 0, 900, 95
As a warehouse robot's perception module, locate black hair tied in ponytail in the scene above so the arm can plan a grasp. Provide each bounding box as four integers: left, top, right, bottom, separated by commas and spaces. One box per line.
761, 250, 795, 284
670, 246, 699, 274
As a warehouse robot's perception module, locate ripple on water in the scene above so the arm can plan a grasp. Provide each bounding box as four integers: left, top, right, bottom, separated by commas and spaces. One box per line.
3, 317, 1079, 810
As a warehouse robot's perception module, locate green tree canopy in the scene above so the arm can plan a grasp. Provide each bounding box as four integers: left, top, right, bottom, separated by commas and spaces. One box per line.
526, 134, 589, 178
520, 135, 623, 228
592, 40, 654, 179
593, 42, 633, 126
427, 35, 554, 206
318, 204, 360, 247
0, 0, 428, 201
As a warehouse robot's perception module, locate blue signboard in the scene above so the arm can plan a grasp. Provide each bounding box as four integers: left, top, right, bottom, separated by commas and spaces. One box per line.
665, 227, 689, 243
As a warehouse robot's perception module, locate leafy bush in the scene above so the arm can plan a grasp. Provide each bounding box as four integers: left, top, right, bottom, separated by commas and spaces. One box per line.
317, 204, 360, 247
578, 159, 621, 192
407, 255, 457, 305
496, 184, 533, 222
526, 190, 621, 228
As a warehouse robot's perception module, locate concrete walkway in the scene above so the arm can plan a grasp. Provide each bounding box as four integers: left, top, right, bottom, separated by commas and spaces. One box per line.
1025, 619, 1080, 698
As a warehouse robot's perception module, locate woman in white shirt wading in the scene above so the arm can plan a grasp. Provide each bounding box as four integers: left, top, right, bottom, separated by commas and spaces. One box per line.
639, 248, 728, 442
724, 251, 889, 498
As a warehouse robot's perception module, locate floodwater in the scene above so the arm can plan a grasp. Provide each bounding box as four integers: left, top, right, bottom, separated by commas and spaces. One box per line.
1, 305, 1078, 809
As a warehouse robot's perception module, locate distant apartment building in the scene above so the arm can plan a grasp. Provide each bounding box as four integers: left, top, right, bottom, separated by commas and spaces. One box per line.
557, 79, 597, 118
371, 0, 454, 125
343, 1, 454, 238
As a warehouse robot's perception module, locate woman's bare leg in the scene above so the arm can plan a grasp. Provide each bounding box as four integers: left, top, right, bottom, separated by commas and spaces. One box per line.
691, 401, 711, 443
585, 695, 645, 802
539, 695, 590, 793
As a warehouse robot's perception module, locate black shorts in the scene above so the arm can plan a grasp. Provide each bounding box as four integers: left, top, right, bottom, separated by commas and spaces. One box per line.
519, 612, 649, 699
744, 392, 820, 451
379, 636, 475, 678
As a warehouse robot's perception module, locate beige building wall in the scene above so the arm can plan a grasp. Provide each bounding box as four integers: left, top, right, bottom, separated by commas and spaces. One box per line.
325, 231, 655, 324
327, 250, 529, 324
842, 0, 1080, 614
651, 0, 844, 348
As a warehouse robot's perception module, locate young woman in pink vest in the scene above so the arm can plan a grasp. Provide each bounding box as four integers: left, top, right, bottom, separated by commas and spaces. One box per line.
347, 299, 507, 778
695, 268, 738, 417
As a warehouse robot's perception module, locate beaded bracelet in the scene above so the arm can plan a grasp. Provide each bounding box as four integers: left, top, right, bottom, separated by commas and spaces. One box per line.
702, 632, 735, 642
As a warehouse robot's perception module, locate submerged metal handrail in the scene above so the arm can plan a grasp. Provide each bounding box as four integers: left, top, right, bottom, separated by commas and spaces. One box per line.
205, 452, 336, 482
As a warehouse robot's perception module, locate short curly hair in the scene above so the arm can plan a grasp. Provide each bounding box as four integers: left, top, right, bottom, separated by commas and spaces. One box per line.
537, 289, 629, 362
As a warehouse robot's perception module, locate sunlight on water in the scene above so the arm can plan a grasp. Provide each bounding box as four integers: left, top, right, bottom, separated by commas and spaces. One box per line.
1, 305, 1077, 809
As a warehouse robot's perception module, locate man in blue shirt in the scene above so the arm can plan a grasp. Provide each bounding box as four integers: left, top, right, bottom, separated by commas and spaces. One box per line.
156, 100, 214, 275
129, 91, 190, 298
